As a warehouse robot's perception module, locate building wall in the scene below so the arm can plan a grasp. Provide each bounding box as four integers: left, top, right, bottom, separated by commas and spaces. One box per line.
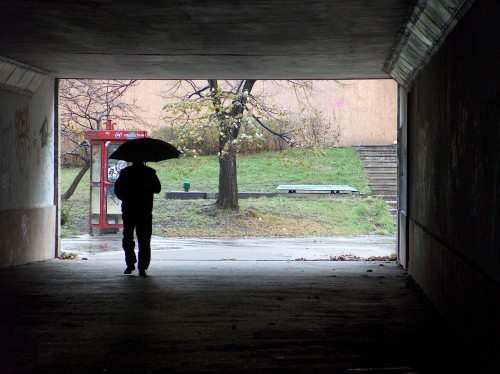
267, 79, 397, 146
0, 78, 57, 267
121, 79, 398, 146
407, 0, 499, 371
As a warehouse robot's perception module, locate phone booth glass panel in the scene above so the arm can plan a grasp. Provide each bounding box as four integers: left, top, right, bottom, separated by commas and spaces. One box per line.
106, 186, 122, 225
84, 126, 147, 235
90, 186, 100, 224
90, 144, 101, 225
106, 144, 128, 225
107, 144, 128, 182
91, 145, 101, 183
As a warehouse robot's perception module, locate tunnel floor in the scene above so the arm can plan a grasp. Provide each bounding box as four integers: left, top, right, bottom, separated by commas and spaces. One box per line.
0, 251, 479, 373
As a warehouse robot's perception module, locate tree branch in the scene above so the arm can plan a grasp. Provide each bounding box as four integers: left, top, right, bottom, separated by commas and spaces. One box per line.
244, 104, 294, 144
188, 84, 210, 98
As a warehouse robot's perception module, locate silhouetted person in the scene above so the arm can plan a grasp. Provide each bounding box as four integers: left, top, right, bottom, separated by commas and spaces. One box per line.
114, 161, 161, 276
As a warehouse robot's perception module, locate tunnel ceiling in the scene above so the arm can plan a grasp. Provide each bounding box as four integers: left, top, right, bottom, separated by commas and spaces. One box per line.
0, 0, 414, 79
1, 1, 417, 80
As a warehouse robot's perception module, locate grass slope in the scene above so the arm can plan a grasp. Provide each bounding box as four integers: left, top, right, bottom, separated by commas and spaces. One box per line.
61, 147, 395, 238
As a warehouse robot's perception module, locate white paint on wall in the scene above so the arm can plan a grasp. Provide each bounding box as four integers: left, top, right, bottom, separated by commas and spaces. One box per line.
0, 78, 55, 210
0, 75, 57, 267
21, 213, 29, 248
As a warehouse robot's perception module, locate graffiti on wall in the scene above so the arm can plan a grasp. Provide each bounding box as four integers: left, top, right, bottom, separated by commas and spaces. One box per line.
0, 82, 56, 260
0, 102, 54, 209
21, 214, 29, 248
40, 117, 49, 148
33, 116, 51, 168
15, 106, 31, 171
333, 98, 348, 109
37, 116, 53, 200
0, 117, 13, 204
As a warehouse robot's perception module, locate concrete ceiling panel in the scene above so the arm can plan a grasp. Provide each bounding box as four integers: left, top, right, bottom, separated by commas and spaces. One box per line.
1, 1, 416, 79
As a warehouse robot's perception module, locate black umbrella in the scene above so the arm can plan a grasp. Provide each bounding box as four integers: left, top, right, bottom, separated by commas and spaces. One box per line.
108, 138, 181, 162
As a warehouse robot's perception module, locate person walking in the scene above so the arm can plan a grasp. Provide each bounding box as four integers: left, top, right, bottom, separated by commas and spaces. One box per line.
114, 160, 161, 276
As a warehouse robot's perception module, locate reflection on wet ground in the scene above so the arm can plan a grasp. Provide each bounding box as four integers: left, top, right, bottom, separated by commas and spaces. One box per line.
62, 234, 396, 261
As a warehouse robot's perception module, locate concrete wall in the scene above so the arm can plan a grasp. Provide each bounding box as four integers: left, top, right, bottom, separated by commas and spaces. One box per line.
0, 78, 58, 266
406, 0, 499, 370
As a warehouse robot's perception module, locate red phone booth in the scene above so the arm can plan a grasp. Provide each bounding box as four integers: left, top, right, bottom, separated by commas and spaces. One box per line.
84, 121, 147, 235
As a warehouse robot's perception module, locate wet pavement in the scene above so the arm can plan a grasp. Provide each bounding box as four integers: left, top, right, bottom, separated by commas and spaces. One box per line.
62, 234, 397, 261
0, 235, 482, 373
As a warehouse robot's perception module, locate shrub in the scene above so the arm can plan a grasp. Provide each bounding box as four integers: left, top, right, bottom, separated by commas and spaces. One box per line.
61, 206, 71, 226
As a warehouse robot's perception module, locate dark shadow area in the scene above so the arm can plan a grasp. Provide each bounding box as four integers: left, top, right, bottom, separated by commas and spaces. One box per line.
0, 258, 480, 373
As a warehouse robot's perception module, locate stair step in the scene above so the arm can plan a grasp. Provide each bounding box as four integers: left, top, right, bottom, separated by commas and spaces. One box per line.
363, 162, 397, 166
353, 145, 396, 150
366, 170, 397, 175
357, 148, 396, 150
372, 186, 398, 190
368, 176, 398, 180
383, 195, 398, 200
358, 152, 397, 155
365, 170, 397, 174
355, 148, 396, 150
360, 157, 396, 161
356, 151, 397, 155
372, 191, 398, 195
365, 167, 397, 170
369, 180, 397, 185
365, 173, 397, 177
356, 153, 396, 157
370, 182, 398, 187
369, 179, 398, 183
358, 156, 396, 160
355, 145, 398, 217
372, 189, 397, 194
361, 158, 398, 165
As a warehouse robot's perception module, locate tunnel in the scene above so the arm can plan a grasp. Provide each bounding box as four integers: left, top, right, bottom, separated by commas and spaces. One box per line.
0, 0, 498, 372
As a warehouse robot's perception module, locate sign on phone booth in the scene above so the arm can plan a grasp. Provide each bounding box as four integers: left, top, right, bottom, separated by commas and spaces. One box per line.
84, 121, 147, 235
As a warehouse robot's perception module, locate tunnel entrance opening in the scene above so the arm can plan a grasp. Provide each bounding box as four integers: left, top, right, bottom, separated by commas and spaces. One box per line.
59, 79, 400, 263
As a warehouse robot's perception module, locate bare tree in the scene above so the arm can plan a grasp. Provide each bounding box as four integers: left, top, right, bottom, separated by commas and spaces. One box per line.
59, 79, 144, 200
210, 79, 256, 210
162, 80, 336, 211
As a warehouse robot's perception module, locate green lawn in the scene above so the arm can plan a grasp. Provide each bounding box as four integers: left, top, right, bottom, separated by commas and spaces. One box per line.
61, 147, 395, 238
155, 147, 371, 194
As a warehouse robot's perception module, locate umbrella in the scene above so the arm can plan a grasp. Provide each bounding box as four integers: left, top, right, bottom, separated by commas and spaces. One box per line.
108, 138, 181, 162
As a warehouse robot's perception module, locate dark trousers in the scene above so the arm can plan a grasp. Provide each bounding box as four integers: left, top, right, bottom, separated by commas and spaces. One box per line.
122, 211, 152, 270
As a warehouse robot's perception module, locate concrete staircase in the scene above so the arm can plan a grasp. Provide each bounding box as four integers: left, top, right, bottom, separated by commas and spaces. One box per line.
354, 145, 398, 217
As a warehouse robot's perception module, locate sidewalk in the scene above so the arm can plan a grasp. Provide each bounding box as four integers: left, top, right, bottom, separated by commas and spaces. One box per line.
1, 235, 480, 373
62, 235, 397, 261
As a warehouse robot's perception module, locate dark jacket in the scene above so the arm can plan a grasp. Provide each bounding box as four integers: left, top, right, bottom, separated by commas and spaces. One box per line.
114, 164, 161, 214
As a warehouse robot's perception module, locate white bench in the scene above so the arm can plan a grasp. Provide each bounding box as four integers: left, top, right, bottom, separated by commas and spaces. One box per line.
276, 184, 359, 194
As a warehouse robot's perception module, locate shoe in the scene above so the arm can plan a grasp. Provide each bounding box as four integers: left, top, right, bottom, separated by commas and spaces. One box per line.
139, 269, 147, 276
124, 266, 135, 274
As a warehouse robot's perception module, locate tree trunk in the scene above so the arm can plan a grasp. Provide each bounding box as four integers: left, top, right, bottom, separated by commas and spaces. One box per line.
211, 79, 256, 211
216, 145, 239, 211
62, 159, 90, 200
